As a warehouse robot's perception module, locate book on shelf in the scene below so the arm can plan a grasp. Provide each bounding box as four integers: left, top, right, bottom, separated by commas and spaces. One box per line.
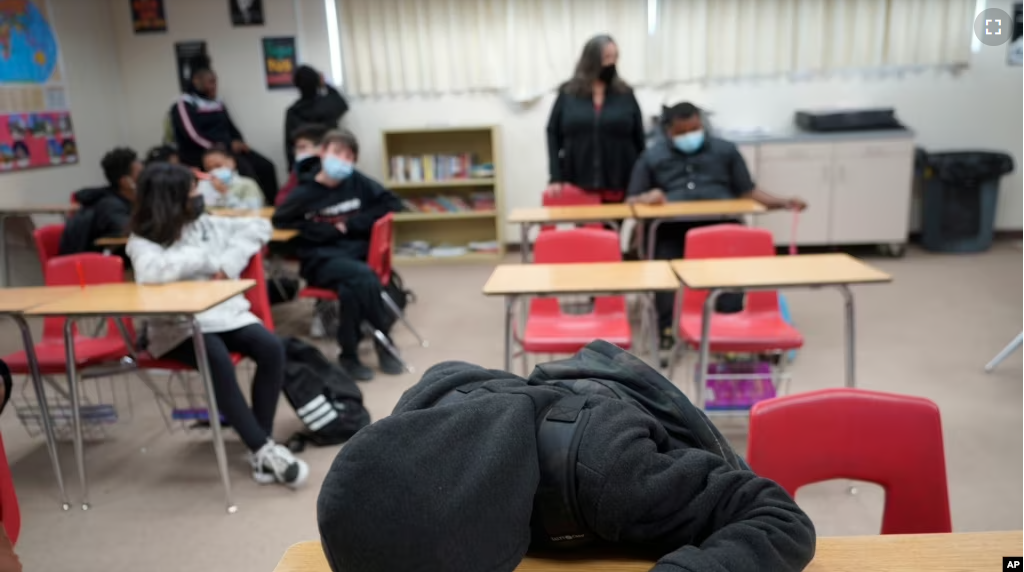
400, 193, 495, 214
389, 153, 477, 183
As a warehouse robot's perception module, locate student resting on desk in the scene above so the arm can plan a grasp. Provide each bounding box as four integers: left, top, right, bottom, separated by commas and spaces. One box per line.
276, 123, 328, 207
199, 148, 265, 210
59, 147, 143, 255
273, 128, 403, 381
627, 102, 807, 348
126, 163, 308, 488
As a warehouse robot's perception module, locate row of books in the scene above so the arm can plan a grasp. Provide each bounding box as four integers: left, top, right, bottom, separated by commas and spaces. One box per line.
389, 154, 486, 182
401, 192, 495, 213
396, 241, 500, 258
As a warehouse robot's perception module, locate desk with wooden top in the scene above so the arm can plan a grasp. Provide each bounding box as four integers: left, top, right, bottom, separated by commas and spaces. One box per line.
25, 280, 256, 513
669, 253, 892, 407
209, 206, 275, 219
0, 204, 80, 286
272, 530, 1023, 572
630, 198, 767, 259
95, 228, 298, 249
0, 286, 84, 510
508, 205, 634, 262
482, 261, 679, 371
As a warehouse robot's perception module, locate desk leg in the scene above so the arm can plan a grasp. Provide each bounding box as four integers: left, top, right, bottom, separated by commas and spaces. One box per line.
694, 289, 722, 410
12, 315, 69, 510
646, 220, 662, 261
837, 285, 856, 388
189, 318, 236, 514
504, 296, 515, 372
0, 215, 8, 287
985, 332, 1023, 372
62, 319, 89, 510
665, 287, 684, 379
520, 224, 530, 263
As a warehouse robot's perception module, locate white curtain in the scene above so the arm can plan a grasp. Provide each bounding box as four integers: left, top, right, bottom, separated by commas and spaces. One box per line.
335, 0, 976, 98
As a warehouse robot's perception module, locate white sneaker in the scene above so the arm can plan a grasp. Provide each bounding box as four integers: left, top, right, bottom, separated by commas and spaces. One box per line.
250, 440, 309, 489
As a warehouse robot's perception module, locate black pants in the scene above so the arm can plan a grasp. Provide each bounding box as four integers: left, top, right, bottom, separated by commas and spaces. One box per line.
654, 220, 745, 332
235, 150, 279, 205
163, 323, 285, 452
308, 257, 393, 357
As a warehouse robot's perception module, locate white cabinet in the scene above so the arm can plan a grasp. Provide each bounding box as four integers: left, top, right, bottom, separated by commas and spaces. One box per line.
755, 143, 834, 246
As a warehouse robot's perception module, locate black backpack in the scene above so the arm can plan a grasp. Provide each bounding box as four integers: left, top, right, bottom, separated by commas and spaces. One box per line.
384, 269, 413, 310
281, 337, 371, 452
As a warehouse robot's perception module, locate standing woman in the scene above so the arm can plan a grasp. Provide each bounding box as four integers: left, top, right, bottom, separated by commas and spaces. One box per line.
546, 35, 645, 204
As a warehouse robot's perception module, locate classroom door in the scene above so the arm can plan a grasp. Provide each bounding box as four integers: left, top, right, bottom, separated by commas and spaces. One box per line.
754, 143, 832, 246
829, 140, 915, 244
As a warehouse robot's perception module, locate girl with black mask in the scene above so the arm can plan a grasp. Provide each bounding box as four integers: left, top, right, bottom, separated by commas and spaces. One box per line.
545, 34, 645, 204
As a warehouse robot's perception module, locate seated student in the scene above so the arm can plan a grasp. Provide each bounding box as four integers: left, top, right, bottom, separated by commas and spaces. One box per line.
628, 102, 807, 347
200, 148, 264, 209
276, 123, 328, 207
170, 55, 279, 203
58, 148, 142, 255
284, 65, 348, 171
272, 129, 403, 381
126, 163, 308, 488
145, 145, 179, 165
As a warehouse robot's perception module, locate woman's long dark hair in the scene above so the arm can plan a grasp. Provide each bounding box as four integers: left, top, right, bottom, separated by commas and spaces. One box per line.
562, 34, 630, 97
131, 163, 200, 247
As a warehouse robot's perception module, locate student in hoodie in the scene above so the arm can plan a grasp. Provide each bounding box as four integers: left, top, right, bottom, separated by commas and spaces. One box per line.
199, 148, 265, 210
58, 147, 142, 255
272, 129, 403, 381
284, 66, 348, 171
276, 123, 328, 207
126, 162, 309, 488
628, 102, 807, 348
170, 56, 280, 203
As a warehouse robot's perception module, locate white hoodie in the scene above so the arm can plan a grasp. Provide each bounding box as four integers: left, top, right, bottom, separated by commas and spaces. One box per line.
126, 214, 271, 357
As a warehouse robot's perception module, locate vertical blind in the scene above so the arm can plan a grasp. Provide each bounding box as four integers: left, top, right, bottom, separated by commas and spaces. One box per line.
335, 0, 976, 99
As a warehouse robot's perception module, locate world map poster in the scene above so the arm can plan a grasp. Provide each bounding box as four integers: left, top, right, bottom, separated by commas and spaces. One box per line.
0, 0, 76, 173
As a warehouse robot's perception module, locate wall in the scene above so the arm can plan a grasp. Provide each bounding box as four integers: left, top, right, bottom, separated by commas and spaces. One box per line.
108, 0, 301, 183
0, 0, 127, 205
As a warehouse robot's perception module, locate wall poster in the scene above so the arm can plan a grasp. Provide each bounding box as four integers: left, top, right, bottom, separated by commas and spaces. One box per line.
131, 0, 167, 34
174, 40, 208, 93
262, 36, 296, 90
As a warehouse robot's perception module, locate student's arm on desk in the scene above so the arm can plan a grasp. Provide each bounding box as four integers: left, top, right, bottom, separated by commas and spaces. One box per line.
626, 155, 666, 205
126, 235, 220, 284
271, 188, 340, 243
210, 217, 271, 279
730, 148, 807, 211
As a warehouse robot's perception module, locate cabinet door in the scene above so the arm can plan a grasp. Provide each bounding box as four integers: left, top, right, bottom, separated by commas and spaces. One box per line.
754, 144, 833, 246
737, 144, 758, 180
830, 140, 914, 244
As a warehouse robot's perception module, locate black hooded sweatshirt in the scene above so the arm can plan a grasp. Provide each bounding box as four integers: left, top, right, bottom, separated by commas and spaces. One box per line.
169, 90, 245, 168
284, 86, 349, 170
58, 186, 132, 255
271, 170, 401, 276
317, 341, 816, 572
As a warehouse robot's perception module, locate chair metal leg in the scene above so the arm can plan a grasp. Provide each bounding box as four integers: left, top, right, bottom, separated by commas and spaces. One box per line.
367, 326, 413, 373
381, 291, 428, 347
985, 332, 1023, 373
62, 319, 89, 510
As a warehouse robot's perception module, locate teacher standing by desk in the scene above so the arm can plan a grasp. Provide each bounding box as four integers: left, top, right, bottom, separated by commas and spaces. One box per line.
545, 35, 645, 205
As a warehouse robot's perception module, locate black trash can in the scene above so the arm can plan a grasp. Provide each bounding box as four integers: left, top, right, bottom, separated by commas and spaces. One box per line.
919, 151, 1014, 253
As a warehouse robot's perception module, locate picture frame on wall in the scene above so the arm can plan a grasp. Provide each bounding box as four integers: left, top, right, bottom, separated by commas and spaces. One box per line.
1009, 2, 1022, 66
262, 37, 297, 90
131, 0, 167, 34
230, 0, 264, 26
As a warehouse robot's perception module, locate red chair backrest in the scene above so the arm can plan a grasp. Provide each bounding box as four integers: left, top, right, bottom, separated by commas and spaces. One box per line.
367, 213, 393, 287
240, 251, 274, 331
43, 254, 124, 342
33, 224, 65, 273
542, 184, 602, 207
748, 388, 952, 535
0, 433, 20, 546
532, 228, 624, 316
682, 224, 779, 315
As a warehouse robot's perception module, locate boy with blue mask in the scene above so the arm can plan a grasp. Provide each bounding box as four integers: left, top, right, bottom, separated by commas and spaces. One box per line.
626, 102, 807, 350
273, 129, 403, 380
200, 148, 264, 210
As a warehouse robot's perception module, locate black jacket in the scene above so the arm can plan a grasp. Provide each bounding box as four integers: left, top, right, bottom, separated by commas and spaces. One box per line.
628, 134, 755, 202
58, 187, 132, 255
546, 89, 646, 191
284, 87, 349, 170
271, 170, 401, 273
169, 92, 245, 168
317, 341, 816, 572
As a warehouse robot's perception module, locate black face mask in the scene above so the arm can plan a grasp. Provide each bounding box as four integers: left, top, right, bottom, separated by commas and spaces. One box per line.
598, 64, 617, 84
187, 195, 205, 221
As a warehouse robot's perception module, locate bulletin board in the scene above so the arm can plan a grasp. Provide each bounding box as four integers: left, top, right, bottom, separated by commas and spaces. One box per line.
0, 0, 77, 173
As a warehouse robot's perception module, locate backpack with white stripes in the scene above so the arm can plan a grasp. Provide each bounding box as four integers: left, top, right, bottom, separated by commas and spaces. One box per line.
281, 337, 371, 452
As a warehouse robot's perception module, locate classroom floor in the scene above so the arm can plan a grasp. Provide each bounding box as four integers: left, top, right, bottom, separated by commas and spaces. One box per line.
1, 243, 1021, 572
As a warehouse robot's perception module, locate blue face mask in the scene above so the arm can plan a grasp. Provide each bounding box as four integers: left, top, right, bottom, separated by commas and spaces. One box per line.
211, 167, 235, 185
322, 155, 354, 181
673, 130, 705, 154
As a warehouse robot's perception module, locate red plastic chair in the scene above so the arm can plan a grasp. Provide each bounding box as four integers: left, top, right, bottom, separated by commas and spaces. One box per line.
748, 388, 952, 535
520, 228, 631, 365
33, 224, 64, 273
0, 433, 20, 546
541, 184, 603, 232
678, 224, 803, 353
2, 254, 129, 375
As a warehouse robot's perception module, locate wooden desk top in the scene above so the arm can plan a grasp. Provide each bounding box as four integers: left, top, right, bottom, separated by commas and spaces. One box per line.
0, 204, 78, 215
0, 286, 82, 313
95, 228, 297, 248
508, 204, 634, 224
482, 261, 679, 296
273, 531, 1023, 572
24, 280, 254, 317
671, 253, 892, 290
630, 198, 766, 219
209, 206, 275, 219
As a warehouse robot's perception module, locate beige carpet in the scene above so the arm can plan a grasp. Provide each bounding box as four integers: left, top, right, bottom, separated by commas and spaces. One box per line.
1, 244, 1021, 572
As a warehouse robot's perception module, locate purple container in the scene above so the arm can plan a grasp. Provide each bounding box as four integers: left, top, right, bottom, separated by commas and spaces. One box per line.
702, 361, 776, 411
